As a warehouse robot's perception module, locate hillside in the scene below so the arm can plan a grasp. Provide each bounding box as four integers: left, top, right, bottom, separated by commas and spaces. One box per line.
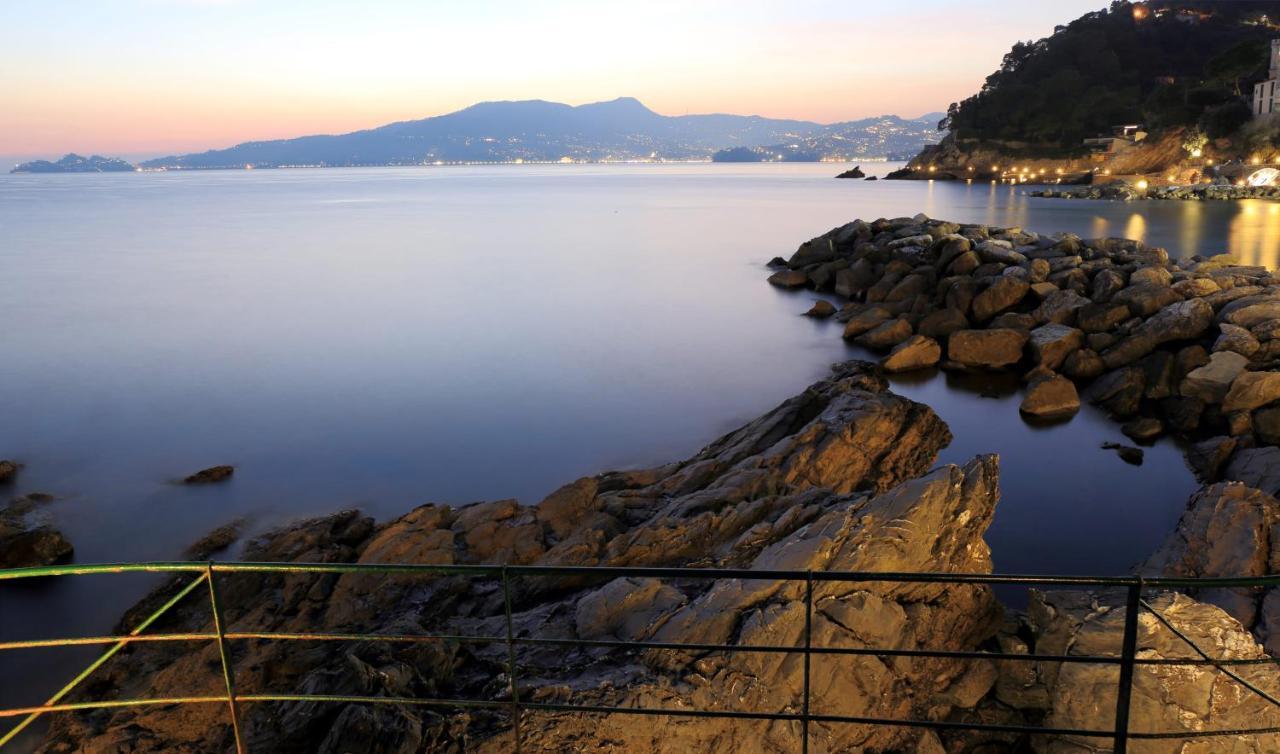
942, 0, 1280, 151
140, 98, 941, 169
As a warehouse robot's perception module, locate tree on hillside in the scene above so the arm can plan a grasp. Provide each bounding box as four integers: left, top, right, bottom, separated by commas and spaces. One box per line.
940, 0, 1280, 150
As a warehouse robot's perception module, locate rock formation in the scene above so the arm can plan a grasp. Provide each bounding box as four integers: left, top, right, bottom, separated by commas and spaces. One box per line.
771, 213, 1280, 487
37, 362, 1010, 754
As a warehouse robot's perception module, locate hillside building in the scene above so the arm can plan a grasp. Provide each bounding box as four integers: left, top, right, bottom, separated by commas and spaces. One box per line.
1252, 39, 1280, 116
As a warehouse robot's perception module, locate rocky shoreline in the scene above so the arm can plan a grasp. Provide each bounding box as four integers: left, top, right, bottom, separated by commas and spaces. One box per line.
1030, 183, 1280, 202
16, 213, 1280, 752
768, 214, 1280, 494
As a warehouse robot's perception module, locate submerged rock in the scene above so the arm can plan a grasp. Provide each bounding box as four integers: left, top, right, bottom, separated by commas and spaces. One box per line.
0, 460, 20, 484
1101, 441, 1144, 465
183, 465, 234, 484
0, 493, 72, 568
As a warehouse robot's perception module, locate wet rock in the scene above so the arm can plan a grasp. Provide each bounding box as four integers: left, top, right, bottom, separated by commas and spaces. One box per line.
1090, 269, 1126, 302
1215, 323, 1261, 357
1222, 371, 1280, 413
767, 269, 809, 289
1160, 396, 1206, 434
1062, 348, 1105, 380
0, 460, 19, 484
1033, 289, 1090, 326
1256, 405, 1280, 445
947, 329, 1028, 370
1019, 375, 1080, 420
855, 318, 913, 350
1224, 447, 1280, 496
804, 300, 836, 318
835, 166, 865, 179
1112, 283, 1182, 318
1100, 298, 1213, 369
1221, 299, 1280, 329
916, 308, 970, 342
786, 236, 837, 269
1185, 436, 1237, 482
1076, 301, 1129, 333
972, 276, 1029, 322
989, 312, 1037, 331
1129, 265, 1173, 287
1101, 442, 1144, 465
0, 495, 73, 568
1028, 324, 1083, 371
841, 306, 891, 339
1180, 351, 1249, 404
1172, 277, 1220, 298
1086, 367, 1145, 418
766, 256, 787, 268
881, 335, 941, 373
1121, 417, 1163, 443
184, 465, 235, 485
185, 518, 248, 560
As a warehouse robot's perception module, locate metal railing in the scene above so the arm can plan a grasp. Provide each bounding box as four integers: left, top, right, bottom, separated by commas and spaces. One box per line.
3, 562, 1280, 753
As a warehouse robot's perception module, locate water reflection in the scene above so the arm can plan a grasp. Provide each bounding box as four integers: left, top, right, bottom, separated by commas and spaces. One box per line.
1227, 201, 1280, 268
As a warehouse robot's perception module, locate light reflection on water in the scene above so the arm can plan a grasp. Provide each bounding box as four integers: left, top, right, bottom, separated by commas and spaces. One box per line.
0, 164, 1275, 737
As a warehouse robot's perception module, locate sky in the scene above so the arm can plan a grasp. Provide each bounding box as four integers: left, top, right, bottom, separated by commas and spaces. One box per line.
1, 0, 1108, 161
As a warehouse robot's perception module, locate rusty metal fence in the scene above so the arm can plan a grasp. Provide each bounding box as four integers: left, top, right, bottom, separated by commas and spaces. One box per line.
3, 562, 1280, 753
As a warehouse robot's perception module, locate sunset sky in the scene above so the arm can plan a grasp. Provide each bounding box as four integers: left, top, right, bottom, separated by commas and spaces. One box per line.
3, 0, 1106, 162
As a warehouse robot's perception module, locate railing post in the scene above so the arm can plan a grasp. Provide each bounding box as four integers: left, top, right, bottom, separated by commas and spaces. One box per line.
1113, 579, 1143, 754
502, 566, 522, 754
801, 570, 813, 754
207, 563, 246, 754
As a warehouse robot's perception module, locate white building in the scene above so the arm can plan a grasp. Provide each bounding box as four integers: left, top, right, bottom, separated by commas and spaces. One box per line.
1253, 39, 1280, 116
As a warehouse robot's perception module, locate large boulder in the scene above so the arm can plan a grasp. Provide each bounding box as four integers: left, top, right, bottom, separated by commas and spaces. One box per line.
1033, 289, 1090, 326
948, 329, 1029, 369
1181, 351, 1249, 404
1003, 590, 1280, 753
1222, 371, 1280, 413
855, 317, 913, 350
1020, 375, 1080, 420
1100, 298, 1213, 369
881, 335, 941, 373
1028, 324, 1084, 371
1142, 482, 1280, 653
1224, 447, 1280, 497
1086, 367, 1146, 418
1112, 283, 1183, 318
972, 276, 1030, 322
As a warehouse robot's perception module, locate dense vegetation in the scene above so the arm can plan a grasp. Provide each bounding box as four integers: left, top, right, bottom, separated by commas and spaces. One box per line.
941, 1, 1280, 148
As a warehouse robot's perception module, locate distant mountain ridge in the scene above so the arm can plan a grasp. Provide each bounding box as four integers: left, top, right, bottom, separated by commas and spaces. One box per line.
12, 154, 136, 173
141, 97, 943, 169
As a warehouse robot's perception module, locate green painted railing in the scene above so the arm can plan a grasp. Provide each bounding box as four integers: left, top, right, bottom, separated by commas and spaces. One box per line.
3, 561, 1280, 753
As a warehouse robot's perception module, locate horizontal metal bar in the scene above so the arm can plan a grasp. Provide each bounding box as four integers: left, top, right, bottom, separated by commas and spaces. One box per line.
8, 628, 1275, 668
0, 696, 228, 718
0, 634, 217, 651
10, 692, 1280, 741
7, 560, 1280, 589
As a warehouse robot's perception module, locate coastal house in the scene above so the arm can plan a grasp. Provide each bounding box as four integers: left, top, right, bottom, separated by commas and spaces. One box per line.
1082, 124, 1147, 156
1253, 39, 1280, 116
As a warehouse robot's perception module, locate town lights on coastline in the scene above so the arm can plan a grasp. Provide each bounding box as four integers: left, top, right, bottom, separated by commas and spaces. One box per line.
1191, 148, 1203, 158
1136, 179, 1149, 190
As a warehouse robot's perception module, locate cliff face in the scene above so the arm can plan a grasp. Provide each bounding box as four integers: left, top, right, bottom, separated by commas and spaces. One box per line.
38, 362, 1010, 754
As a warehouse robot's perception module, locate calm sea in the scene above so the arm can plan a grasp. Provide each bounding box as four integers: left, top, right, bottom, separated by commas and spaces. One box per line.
2, 162, 1276, 732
